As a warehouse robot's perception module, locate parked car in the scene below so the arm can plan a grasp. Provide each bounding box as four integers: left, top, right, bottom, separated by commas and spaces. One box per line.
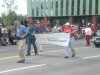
91, 30, 100, 47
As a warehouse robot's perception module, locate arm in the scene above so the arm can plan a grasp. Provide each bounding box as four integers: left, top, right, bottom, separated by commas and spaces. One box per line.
21, 26, 29, 39
21, 32, 29, 38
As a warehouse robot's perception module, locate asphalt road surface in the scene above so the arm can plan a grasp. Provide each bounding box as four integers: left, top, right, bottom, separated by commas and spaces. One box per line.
0, 39, 100, 75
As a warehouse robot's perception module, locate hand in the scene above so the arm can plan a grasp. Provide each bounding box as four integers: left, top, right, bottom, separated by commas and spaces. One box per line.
21, 33, 29, 38
21, 36, 24, 39
32, 31, 35, 35
16, 37, 22, 40
65, 32, 69, 33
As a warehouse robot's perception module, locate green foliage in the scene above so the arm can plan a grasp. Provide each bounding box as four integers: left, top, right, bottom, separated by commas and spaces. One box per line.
1, 13, 6, 23
5, 11, 17, 25
0, 17, 2, 24
1, 0, 27, 26
3, 11, 27, 26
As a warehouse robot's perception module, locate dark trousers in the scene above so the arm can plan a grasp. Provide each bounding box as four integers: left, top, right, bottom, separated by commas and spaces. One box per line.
27, 40, 38, 55
86, 35, 91, 46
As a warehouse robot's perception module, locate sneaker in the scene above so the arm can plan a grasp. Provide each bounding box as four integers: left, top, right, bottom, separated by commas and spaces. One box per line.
32, 51, 34, 53
17, 60, 22, 63
17, 59, 25, 63
21, 59, 25, 63
72, 54, 75, 57
35, 53, 38, 55
64, 56, 68, 58
26, 54, 30, 56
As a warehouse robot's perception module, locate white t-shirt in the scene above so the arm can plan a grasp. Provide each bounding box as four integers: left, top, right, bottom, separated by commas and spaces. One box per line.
84, 28, 92, 35
1, 28, 8, 34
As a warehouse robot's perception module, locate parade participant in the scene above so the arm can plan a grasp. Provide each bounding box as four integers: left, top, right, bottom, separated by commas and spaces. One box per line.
26, 23, 38, 56
63, 23, 76, 58
84, 23, 92, 46
14, 20, 29, 63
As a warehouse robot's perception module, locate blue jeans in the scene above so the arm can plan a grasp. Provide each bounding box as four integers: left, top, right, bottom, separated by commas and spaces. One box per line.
64, 37, 76, 57
27, 39, 37, 55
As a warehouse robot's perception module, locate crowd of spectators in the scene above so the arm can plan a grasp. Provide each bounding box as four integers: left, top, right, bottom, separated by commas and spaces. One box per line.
0, 18, 100, 46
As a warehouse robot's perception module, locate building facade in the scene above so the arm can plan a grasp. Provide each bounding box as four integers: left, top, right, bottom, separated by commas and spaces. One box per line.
27, 0, 100, 28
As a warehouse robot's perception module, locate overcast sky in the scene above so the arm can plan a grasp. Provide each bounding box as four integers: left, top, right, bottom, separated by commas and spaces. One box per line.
0, 0, 27, 16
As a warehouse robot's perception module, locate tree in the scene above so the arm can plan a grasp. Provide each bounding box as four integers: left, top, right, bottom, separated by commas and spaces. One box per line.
2, 0, 27, 26
5, 11, 18, 25
1, 13, 6, 23
0, 17, 3, 23
5, 11, 27, 26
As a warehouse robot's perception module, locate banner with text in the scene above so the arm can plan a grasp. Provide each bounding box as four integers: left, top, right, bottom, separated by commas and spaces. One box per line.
35, 33, 70, 47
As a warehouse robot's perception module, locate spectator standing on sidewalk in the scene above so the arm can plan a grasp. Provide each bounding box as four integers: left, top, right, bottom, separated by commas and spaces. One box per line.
26, 23, 38, 56
63, 22, 76, 58
14, 20, 29, 63
1, 24, 9, 45
84, 23, 92, 46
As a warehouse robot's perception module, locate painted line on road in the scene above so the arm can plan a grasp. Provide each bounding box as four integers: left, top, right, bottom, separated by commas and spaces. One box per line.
0, 46, 92, 61
0, 56, 18, 61
0, 64, 46, 74
0, 50, 5, 52
82, 55, 100, 59
47, 46, 92, 53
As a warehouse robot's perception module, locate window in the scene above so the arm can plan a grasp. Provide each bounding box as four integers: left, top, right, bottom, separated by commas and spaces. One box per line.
95, 0, 98, 14
41, 0, 44, 16
89, 0, 92, 15
77, 0, 80, 15
36, 0, 39, 16
61, 0, 63, 16
83, 0, 86, 15
46, 0, 48, 16
71, 0, 74, 15
56, 0, 58, 16
66, 0, 68, 15
32, 0, 34, 16
51, 0, 53, 16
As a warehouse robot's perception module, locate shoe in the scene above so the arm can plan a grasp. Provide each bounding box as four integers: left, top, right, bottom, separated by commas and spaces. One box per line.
86, 44, 90, 46
72, 54, 75, 57
17, 59, 25, 63
87, 45, 90, 46
21, 59, 25, 63
35, 53, 38, 55
17, 60, 22, 63
32, 51, 34, 53
26, 54, 30, 56
64, 56, 68, 58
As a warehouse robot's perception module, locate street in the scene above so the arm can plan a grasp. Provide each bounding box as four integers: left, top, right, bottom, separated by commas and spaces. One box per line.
0, 39, 100, 75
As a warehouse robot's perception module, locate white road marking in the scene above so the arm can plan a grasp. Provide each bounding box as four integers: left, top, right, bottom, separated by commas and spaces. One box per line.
82, 55, 100, 59
0, 64, 46, 74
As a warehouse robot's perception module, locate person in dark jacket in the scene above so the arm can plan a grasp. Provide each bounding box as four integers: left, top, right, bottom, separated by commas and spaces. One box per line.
26, 23, 38, 56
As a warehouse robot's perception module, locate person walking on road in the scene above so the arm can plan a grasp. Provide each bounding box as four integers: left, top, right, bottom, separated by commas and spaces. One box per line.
14, 20, 29, 63
26, 23, 38, 56
63, 23, 76, 58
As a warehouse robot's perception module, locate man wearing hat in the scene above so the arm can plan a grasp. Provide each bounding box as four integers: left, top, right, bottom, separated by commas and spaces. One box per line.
63, 22, 76, 58
14, 20, 29, 63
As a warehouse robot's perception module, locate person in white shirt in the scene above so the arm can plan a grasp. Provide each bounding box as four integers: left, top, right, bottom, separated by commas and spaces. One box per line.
84, 23, 92, 46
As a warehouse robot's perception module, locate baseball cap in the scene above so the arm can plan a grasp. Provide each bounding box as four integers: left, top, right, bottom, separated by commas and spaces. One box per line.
65, 22, 70, 26
14, 20, 20, 24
